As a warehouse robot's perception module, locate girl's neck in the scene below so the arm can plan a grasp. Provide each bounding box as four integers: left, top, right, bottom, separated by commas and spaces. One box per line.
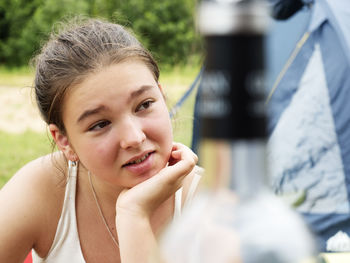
78, 164, 124, 207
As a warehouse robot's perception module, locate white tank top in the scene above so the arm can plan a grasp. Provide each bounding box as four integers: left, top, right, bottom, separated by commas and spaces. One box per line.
32, 161, 202, 262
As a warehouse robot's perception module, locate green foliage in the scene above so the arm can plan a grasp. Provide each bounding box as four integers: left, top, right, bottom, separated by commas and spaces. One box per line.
0, 0, 40, 65
0, 0, 201, 67
114, 0, 201, 65
0, 0, 90, 66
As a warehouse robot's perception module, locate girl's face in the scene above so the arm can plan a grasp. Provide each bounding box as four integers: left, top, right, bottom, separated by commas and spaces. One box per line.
60, 60, 173, 187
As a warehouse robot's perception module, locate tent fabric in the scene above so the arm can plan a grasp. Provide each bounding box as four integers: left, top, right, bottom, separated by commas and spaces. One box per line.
268, 0, 305, 20
192, 8, 311, 155
267, 0, 350, 251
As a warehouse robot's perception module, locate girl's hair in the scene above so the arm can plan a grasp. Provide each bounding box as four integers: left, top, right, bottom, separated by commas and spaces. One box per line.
33, 17, 159, 134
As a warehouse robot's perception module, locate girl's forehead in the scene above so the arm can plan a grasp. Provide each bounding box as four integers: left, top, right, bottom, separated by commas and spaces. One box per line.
62, 62, 160, 117
70, 61, 156, 97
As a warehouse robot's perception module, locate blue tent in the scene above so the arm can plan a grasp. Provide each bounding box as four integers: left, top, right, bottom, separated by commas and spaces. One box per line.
267, 0, 350, 251
191, 2, 311, 154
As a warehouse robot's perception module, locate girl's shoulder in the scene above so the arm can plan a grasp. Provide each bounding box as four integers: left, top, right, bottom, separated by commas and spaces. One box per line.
4, 151, 68, 197
0, 152, 67, 260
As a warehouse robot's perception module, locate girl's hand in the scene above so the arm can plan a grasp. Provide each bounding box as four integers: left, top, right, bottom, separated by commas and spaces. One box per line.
115, 143, 197, 262
116, 142, 198, 219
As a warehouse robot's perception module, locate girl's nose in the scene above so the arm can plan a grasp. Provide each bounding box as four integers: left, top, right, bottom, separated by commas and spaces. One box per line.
119, 118, 146, 149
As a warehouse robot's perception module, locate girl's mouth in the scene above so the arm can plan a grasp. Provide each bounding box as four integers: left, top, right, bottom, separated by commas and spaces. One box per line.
122, 151, 155, 175
122, 151, 155, 167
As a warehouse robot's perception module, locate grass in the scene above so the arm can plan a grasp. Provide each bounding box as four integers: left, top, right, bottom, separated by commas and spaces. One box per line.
160, 62, 202, 88
162, 63, 201, 147
0, 64, 199, 188
171, 85, 198, 147
0, 130, 52, 188
0, 66, 34, 87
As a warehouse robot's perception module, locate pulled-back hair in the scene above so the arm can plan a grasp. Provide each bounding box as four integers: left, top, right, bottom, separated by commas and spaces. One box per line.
33, 18, 159, 134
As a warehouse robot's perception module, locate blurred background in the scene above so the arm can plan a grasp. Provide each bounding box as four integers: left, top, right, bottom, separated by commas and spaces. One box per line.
0, 0, 202, 67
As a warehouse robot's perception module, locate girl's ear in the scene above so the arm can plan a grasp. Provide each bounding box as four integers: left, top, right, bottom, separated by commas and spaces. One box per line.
158, 82, 163, 91
49, 124, 79, 162
158, 83, 166, 99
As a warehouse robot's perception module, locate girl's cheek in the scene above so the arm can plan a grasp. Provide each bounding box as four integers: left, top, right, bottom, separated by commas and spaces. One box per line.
88, 135, 117, 159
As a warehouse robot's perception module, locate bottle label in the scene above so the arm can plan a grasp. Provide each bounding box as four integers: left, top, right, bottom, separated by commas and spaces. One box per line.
198, 35, 267, 140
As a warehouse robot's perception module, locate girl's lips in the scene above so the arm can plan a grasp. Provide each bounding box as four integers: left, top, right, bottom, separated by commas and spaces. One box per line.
123, 151, 155, 175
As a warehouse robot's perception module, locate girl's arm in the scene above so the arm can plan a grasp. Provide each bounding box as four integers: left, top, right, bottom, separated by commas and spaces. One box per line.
116, 143, 198, 263
0, 155, 64, 262
0, 176, 38, 262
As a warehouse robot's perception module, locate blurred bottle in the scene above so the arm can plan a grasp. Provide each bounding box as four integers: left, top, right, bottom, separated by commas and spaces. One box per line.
161, 0, 317, 262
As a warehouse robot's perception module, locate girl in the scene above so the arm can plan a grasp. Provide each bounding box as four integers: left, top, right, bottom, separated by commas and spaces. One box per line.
0, 18, 200, 263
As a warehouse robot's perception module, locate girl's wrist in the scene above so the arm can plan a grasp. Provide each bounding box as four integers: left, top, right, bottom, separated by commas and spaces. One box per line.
116, 208, 160, 263
116, 206, 151, 224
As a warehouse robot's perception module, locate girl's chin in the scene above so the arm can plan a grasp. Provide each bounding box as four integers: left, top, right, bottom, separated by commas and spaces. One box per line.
127, 164, 166, 187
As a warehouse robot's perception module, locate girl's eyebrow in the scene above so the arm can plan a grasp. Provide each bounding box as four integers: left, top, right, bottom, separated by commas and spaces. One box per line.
76, 85, 155, 124
128, 85, 155, 103
76, 105, 107, 124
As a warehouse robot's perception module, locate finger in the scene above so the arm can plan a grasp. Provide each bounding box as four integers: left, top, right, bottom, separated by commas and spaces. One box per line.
169, 143, 185, 165
171, 145, 198, 164
150, 142, 198, 191
169, 150, 196, 167
163, 155, 197, 183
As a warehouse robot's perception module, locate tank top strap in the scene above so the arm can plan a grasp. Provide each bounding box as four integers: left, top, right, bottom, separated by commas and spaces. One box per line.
32, 160, 84, 262
173, 188, 183, 221
173, 166, 203, 221
184, 169, 202, 207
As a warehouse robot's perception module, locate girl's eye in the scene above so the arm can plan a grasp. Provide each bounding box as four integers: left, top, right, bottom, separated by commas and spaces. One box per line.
137, 100, 154, 112
88, 120, 111, 131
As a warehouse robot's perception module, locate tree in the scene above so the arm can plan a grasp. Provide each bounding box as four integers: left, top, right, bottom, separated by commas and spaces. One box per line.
114, 0, 200, 65
0, 0, 200, 67
0, 0, 88, 66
